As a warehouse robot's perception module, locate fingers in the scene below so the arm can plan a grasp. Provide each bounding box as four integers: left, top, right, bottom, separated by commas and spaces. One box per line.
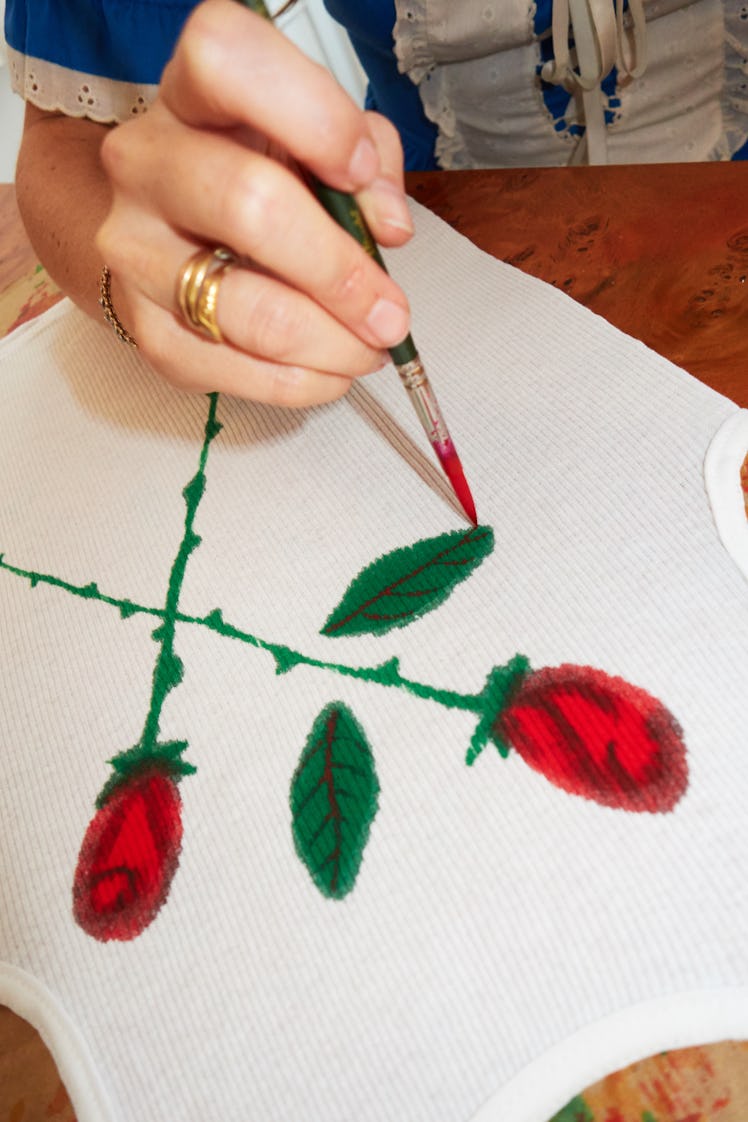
356, 112, 414, 248
119, 281, 357, 408
101, 108, 411, 351
162, 7, 412, 246
207, 266, 388, 375
95, 0, 414, 407
160, 0, 380, 194
98, 203, 388, 377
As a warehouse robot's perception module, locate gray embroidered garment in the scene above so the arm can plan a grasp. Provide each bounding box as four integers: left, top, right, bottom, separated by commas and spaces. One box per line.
392, 0, 748, 166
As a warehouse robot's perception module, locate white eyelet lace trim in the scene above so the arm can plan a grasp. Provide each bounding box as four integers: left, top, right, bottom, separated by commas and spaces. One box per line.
393, 0, 742, 167
5, 45, 157, 124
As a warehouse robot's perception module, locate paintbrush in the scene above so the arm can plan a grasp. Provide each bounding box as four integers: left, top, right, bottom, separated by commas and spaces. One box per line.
233, 0, 478, 525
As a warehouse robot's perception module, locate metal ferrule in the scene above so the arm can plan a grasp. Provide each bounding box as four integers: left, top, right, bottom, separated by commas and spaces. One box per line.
396, 356, 428, 392
396, 357, 452, 447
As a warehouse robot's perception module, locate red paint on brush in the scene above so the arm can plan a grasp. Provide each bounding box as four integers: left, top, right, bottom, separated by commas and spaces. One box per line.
435, 441, 478, 525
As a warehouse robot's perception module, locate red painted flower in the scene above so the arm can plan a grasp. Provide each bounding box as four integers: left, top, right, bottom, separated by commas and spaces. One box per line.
493, 663, 688, 812
73, 767, 183, 941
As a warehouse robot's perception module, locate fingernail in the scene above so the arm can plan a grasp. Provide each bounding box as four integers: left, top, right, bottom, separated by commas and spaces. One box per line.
348, 136, 379, 186
366, 298, 409, 347
370, 177, 414, 233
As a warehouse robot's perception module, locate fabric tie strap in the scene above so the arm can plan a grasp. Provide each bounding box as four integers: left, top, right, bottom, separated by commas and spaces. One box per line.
541, 0, 648, 164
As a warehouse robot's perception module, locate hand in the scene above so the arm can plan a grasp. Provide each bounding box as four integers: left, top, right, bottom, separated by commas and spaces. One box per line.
96, 0, 413, 406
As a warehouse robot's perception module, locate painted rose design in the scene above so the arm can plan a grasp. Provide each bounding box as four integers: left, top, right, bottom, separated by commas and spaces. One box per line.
488, 658, 688, 812
73, 767, 183, 941
1, 382, 691, 938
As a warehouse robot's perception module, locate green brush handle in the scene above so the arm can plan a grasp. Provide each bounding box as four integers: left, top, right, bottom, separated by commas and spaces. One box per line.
233, 0, 417, 368
311, 179, 417, 366
239, 0, 272, 16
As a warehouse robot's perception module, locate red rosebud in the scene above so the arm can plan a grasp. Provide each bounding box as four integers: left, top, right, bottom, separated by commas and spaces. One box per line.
493, 664, 688, 812
73, 768, 183, 941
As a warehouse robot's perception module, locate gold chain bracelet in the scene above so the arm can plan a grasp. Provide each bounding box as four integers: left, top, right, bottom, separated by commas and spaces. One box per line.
99, 265, 137, 347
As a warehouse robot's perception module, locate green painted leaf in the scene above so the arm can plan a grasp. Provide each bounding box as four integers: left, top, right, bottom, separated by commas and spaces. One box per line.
321, 525, 494, 638
290, 702, 379, 899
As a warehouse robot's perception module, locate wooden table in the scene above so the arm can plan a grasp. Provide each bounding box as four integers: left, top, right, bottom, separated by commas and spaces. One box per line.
1, 167, 747, 1121
3, 163, 748, 405
406, 162, 748, 409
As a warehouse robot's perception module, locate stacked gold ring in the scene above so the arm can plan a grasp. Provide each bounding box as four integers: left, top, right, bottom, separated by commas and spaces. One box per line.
176, 246, 237, 343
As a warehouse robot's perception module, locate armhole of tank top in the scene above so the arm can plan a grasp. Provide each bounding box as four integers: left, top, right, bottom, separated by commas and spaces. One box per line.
468, 986, 748, 1122
0, 961, 117, 1122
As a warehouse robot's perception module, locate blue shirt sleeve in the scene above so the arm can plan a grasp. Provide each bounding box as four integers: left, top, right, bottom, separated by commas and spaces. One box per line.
323, 0, 438, 171
4, 0, 439, 166
4, 0, 195, 85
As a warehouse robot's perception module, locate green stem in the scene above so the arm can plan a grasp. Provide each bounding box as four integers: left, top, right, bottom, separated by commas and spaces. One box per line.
0, 557, 162, 621
186, 610, 485, 712
0, 391, 518, 753
0, 558, 486, 716
138, 393, 221, 752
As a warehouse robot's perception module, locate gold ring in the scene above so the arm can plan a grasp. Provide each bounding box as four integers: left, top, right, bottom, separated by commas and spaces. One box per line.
176, 246, 237, 343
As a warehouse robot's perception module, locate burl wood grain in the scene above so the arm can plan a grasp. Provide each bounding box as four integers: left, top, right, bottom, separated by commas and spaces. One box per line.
406, 163, 748, 407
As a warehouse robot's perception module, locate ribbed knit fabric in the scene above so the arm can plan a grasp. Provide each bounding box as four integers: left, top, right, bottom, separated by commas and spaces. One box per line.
0, 202, 746, 1122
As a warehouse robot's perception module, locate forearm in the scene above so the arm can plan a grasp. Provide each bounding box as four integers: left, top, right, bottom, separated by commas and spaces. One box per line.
15, 105, 114, 319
